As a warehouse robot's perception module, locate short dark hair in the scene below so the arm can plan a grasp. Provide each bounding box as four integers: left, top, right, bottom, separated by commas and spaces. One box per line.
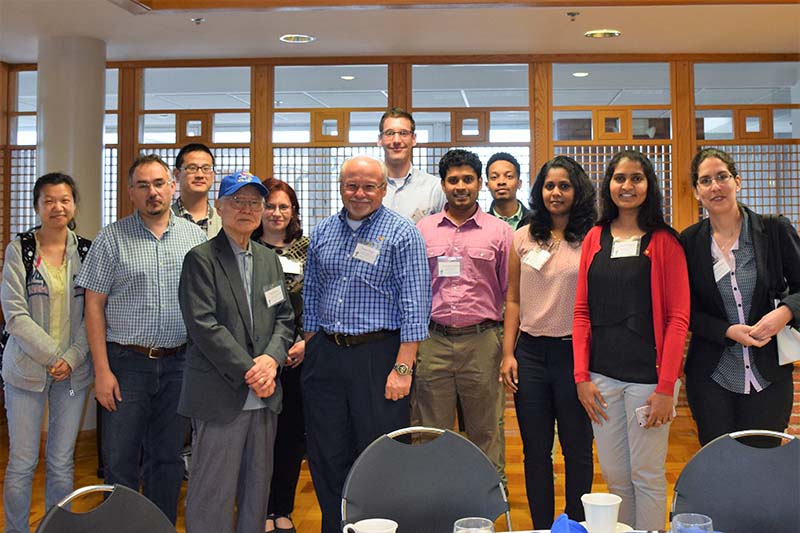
597, 149, 675, 235
251, 178, 303, 243
690, 147, 739, 188
175, 143, 215, 170
128, 154, 171, 186
379, 107, 415, 133
33, 172, 79, 231
529, 156, 596, 245
438, 149, 482, 181
486, 152, 521, 179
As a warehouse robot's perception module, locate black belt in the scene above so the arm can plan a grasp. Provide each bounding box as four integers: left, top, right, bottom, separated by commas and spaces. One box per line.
324, 330, 398, 347
429, 319, 502, 337
117, 343, 186, 359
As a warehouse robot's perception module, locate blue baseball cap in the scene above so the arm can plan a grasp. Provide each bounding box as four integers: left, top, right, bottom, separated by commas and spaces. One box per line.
217, 171, 269, 199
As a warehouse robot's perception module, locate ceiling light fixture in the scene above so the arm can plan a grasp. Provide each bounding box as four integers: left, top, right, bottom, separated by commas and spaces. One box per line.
279, 34, 316, 44
191, 17, 205, 25
584, 29, 621, 39
340, 75, 355, 81
572, 72, 589, 78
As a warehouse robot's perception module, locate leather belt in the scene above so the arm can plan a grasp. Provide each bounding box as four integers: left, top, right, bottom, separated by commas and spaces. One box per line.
324, 329, 398, 348
119, 343, 186, 359
429, 319, 502, 337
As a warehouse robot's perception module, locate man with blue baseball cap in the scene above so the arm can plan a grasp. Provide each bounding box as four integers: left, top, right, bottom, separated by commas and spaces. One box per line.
178, 171, 295, 533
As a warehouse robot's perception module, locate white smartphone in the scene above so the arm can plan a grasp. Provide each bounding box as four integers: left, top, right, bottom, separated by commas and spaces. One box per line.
635, 404, 678, 427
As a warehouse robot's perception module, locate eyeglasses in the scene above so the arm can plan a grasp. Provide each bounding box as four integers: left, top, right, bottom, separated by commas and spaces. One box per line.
380, 129, 413, 139
229, 196, 265, 211
180, 164, 216, 175
134, 179, 171, 191
342, 182, 386, 194
697, 172, 734, 188
265, 203, 292, 213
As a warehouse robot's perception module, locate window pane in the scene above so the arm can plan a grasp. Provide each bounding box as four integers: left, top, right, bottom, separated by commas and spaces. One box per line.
774, 109, 800, 139
694, 62, 800, 105
553, 63, 670, 106
413, 112, 451, 143
553, 111, 592, 141
349, 112, 383, 143
16, 71, 36, 112
490, 111, 530, 143
141, 113, 176, 144
144, 67, 251, 110
275, 65, 387, 109
11, 116, 37, 145
413, 64, 528, 108
104, 113, 118, 145
695, 110, 734, 140
106, 69, 118, 111
632, 110, 671, 140
213, 113, 251, 143
273, 112, 311, 143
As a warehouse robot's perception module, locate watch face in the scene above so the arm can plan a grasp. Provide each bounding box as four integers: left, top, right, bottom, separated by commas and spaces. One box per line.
394, 363, 411, 376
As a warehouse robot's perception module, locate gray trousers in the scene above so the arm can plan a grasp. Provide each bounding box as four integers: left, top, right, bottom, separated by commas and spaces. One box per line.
185, 408, 278, 533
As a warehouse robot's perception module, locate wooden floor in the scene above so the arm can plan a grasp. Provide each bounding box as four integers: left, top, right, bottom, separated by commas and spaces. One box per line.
0, 404, 701, 532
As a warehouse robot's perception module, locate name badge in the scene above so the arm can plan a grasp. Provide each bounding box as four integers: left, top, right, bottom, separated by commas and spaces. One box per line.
437, 256, 462, 277
522, 248, 552, 271
713, 258, 732, 282
264, 285, 285, 307
411, 208, 426, 223
353, 242, 380, 265
279, 255, 303, 275
610, 238, 640, 259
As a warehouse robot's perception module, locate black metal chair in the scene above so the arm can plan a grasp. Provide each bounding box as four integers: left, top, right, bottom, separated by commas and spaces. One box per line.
672, 429, 800, 533
341, 426, 511, 533
35, 484, 175, 533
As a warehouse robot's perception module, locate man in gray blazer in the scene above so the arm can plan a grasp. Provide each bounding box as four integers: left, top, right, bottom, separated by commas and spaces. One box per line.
178, 171, 295, 533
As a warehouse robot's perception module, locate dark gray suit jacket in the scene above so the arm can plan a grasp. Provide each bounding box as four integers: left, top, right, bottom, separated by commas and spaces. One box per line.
178, 230, 295, 424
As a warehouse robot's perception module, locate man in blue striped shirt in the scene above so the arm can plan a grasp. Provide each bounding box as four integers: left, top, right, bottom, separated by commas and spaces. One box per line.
77, 154, 207, 523
302, 155, 431, 533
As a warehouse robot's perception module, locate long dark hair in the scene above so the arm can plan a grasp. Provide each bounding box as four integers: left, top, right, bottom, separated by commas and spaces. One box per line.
250, 178, 303, 243
528, 156, 596, 244
597, 150, 675, 236
33, 172, 79, 231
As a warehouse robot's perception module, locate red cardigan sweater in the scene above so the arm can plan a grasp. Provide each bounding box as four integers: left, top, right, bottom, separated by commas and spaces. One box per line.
572, 225, 690, 395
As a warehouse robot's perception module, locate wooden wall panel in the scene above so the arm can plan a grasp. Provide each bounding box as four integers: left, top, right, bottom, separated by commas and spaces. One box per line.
389, 62, 411, 112
251, 64, 273, 178
670, 60, 697, 232
117, 67, 142, 218
531, 62, 552, 175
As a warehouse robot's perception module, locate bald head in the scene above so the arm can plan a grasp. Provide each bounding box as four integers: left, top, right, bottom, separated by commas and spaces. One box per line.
339, 155, 388, 220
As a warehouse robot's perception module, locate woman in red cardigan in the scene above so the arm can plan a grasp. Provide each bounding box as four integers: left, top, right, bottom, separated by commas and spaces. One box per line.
573, 149, 690, 531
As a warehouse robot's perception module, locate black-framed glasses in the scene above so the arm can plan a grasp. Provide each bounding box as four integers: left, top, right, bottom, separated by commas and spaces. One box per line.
697, 172, 734, 188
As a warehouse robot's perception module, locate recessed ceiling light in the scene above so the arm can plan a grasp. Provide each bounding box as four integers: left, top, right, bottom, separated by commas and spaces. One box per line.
340, 75, 355, 81
191, 17, 205, 25
584, 29, 621, 39
572, 72, 589, 78
279, 34, 316, 44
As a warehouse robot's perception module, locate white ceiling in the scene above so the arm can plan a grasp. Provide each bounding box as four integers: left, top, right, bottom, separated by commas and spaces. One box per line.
0, 1, 798, 63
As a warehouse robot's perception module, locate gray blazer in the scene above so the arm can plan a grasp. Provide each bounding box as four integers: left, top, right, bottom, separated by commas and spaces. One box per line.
177, 231, 295, 424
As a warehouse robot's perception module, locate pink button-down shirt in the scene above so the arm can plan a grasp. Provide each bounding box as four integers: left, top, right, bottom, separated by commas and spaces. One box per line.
416, 206, 513, 327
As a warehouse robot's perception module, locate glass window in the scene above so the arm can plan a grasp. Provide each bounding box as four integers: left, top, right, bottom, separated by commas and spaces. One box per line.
413, 64, 528, 108
773, 108, 800, 139
695, 110, 734, 140
104, 113, 118, 145
414, 112, 451, 143
349, 112, 383, 143
143, 67, 251, 110
489, 111, 530, 143
273, 112, 311, 143
694, 62, 800, 105
106, 69, 118, 111
10, 115, 37, 145
140, 113, 176, 144
552, 63, 670, 106
275, 65, 387, 109
16, 71, 37, 112
553, 111, 592, 141
213, 113, 251, 143
632, 110, 671, 140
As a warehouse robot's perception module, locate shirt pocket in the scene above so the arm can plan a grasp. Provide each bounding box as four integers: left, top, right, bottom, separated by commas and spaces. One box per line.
426, 245, 448, 272
466, 247, 497, 279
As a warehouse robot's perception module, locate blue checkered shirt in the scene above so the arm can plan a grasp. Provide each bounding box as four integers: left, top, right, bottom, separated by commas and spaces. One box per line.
303, 206, 431, 343
76, 211, 207, 347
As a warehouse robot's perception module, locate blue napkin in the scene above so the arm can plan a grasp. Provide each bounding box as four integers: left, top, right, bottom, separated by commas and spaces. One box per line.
550, 513, 588, 533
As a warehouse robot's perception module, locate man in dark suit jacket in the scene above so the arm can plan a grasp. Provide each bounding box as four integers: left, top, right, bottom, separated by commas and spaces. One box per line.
178, 171, 295, 533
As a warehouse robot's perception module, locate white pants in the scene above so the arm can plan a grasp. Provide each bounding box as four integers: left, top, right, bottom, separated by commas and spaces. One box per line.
590, 372, 670, 531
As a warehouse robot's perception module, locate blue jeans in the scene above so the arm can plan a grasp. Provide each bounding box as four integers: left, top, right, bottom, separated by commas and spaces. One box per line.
101, 342, 187, 524
4, 379, 87, 533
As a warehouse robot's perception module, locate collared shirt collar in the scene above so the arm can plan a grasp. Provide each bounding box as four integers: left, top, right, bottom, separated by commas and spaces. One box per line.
337, 205, 385, 228
491, 200, 524, 227
437, 203, 485, 229
133, 209, 176, 232
225, 230, 252, 255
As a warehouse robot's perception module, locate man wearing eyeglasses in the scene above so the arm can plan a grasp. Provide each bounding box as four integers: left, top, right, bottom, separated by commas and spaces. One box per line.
77, 154, 207, 523
302, 155, 431, 533
378, 107, 445, 223
172, 143, 222, 237
178, 172, 295, 533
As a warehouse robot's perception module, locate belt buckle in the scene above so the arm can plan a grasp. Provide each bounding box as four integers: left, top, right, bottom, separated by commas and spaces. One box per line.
147, 347, 160, 359
333, 333, 346, 347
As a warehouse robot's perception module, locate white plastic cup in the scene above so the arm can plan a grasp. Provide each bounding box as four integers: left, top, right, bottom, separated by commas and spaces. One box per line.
342, 518, 398, 533
581, 492, 623, 533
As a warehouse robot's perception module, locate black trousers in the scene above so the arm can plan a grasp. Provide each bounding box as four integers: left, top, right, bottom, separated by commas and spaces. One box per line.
686, 371, 793, 448
514, 333, 594, 529
267, 363, 306, 517
301, 332, 410, 533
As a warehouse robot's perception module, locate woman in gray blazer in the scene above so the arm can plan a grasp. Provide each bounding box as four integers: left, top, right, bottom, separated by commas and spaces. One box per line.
1, 173, 92, 533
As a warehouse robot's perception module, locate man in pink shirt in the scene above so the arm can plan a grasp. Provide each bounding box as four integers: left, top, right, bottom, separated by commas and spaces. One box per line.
415, 149, 513, 478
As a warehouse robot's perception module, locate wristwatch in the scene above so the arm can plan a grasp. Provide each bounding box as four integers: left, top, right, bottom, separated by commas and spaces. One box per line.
393, 362, 412, 376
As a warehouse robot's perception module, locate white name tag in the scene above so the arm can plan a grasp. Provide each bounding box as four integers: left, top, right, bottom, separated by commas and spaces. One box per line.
353, 242, 380, 265
279, 255, 303, 275
522, 248, 552, 271
411, 208, 426, 223
713, 258, 732, 282
610, 238, 640, 259
437, 256, 462, 277
264, 285, 285, 307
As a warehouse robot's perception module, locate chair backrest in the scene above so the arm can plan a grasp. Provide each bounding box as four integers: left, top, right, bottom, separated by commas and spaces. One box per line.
35, 484, 176, 533
341, 426, 511, 533
672, 430, 800, 533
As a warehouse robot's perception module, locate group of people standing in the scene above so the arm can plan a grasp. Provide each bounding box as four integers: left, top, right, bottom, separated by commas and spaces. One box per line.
1, 105, 798, 533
